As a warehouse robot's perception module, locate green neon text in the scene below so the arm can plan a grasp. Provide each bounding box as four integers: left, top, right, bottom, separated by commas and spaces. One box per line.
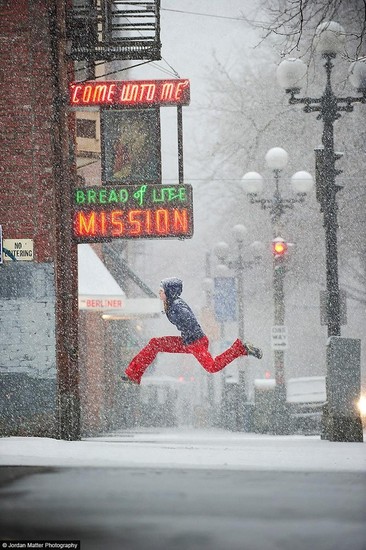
75, 185, 188, 207
75, 188, 129, 205
152, 187, 186, 203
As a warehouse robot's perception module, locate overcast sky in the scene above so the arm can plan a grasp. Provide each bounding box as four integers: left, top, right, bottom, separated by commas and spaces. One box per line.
127, 0, 265, 181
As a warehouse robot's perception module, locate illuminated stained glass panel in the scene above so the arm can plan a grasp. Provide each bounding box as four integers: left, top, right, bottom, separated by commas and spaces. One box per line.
101, 108, 161, 185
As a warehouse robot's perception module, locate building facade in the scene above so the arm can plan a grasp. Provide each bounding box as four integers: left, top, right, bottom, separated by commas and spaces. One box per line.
0, 0, 164, 438
0, 0, 61, 435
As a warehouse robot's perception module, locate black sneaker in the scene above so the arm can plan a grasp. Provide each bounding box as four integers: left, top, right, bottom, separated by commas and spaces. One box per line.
244, 342, 263, 359
121, 375, 139, 385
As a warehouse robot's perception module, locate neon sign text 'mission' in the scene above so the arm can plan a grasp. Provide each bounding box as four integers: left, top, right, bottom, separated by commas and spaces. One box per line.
69, 79, 190, 107
75, 209, 190, 239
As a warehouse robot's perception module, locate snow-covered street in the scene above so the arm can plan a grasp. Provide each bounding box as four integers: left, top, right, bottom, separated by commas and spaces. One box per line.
0, 428, 365, 549
0, 428, 365, 471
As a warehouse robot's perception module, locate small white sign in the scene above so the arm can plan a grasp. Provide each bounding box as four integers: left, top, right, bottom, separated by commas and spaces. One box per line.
271, 325, 288, 350
3, 239, 34, 261
79, 295, 125, 310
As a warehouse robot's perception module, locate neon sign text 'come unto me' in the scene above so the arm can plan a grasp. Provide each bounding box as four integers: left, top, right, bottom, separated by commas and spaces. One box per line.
69, 79, 190, 107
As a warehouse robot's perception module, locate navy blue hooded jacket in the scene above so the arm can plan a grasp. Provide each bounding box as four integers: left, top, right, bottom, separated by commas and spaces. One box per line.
161, 277, 205, 345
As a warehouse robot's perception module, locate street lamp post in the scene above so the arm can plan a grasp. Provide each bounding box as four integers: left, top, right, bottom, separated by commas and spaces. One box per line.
277, 21, 366, 441
214, 226, 263, 430
277, 23, 366, 338
242, 148, 313, 434
202, 271, 215, 411
211, 262, 232, 429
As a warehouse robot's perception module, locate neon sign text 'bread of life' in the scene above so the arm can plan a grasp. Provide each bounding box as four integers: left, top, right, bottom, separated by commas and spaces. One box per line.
73, 184, 194, 241
69, 79, 190, 107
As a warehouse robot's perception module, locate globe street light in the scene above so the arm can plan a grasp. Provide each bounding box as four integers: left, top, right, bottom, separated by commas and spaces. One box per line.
242, 147, 313, 435
214, 226, 263, 431
242, 147, 313, 234
277, 21, 365, 442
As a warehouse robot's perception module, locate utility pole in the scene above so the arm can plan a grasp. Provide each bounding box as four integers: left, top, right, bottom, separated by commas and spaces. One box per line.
272, 246, 288, 433
236, 238, 246, 407
51, 0, 81, 440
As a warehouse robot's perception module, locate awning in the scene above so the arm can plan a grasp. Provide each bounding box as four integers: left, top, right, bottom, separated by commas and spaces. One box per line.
78, 244, 160, 318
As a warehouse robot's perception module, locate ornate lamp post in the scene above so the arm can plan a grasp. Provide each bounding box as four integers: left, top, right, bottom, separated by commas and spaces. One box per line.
277, 22, 366, 338
242, 148, 313, 434
214, 226, 263, 430
276, 22, 366, 441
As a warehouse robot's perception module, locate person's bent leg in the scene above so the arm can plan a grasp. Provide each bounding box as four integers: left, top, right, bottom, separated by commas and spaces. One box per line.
189, 337, 248, 374
212, 339, 248, 371
125, 336, 187, 384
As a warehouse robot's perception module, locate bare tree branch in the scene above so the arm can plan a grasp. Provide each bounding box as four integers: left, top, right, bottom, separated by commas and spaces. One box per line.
243, 0, 366, 60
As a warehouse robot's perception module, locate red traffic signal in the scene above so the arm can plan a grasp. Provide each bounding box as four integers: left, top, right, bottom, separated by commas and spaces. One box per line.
272, 237, 288, 257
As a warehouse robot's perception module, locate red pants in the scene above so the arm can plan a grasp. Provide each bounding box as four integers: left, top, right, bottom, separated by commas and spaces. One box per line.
125, 336, 248, 384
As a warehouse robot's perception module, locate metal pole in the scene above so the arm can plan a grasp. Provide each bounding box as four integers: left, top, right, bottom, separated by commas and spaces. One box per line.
269, 168, 289, 434
321, 55, 341, 338
272, 254, 288, 434
205, 252, 215, 410
237, 242, 245, 343
51, 0, 81, 440
319, 55, 343, 440
236, 241, 247, 430
219, 322, 226, 428
177, 105, 184, 184
271, 169, 283, 232
273, 257, 285, 381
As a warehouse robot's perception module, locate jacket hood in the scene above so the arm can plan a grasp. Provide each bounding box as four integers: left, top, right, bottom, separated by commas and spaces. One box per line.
161, 277, 183, 301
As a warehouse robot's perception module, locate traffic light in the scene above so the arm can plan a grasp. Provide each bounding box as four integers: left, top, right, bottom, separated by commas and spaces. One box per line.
272, 237, 288, 258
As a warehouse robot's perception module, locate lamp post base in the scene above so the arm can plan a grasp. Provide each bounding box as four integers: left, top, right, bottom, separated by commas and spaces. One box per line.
321, 403, 363, 442
322, 337, 363, 443
272, 383, 291, 435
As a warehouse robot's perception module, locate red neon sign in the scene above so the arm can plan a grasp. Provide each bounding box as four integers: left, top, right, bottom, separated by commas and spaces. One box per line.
74, 208, 191, 240
69, 79, 190, 107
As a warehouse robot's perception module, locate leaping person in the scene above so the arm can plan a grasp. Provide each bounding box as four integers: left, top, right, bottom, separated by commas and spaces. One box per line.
122, 277, 262, 385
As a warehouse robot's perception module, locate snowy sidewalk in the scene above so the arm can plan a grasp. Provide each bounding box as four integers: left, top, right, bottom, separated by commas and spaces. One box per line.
0, 428, 365, 472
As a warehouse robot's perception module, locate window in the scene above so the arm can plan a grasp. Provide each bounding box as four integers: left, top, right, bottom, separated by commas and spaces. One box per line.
77, 118, 97, 139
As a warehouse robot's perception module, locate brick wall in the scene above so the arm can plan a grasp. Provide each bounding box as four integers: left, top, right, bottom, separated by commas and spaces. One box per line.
0, 1, 58, 434
0, 0, 57, 262
0, 0, 122, 437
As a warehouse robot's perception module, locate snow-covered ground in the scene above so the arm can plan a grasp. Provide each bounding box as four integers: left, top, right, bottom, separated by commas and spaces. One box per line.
1, 429, 365, 550
0, 428, 365, 472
